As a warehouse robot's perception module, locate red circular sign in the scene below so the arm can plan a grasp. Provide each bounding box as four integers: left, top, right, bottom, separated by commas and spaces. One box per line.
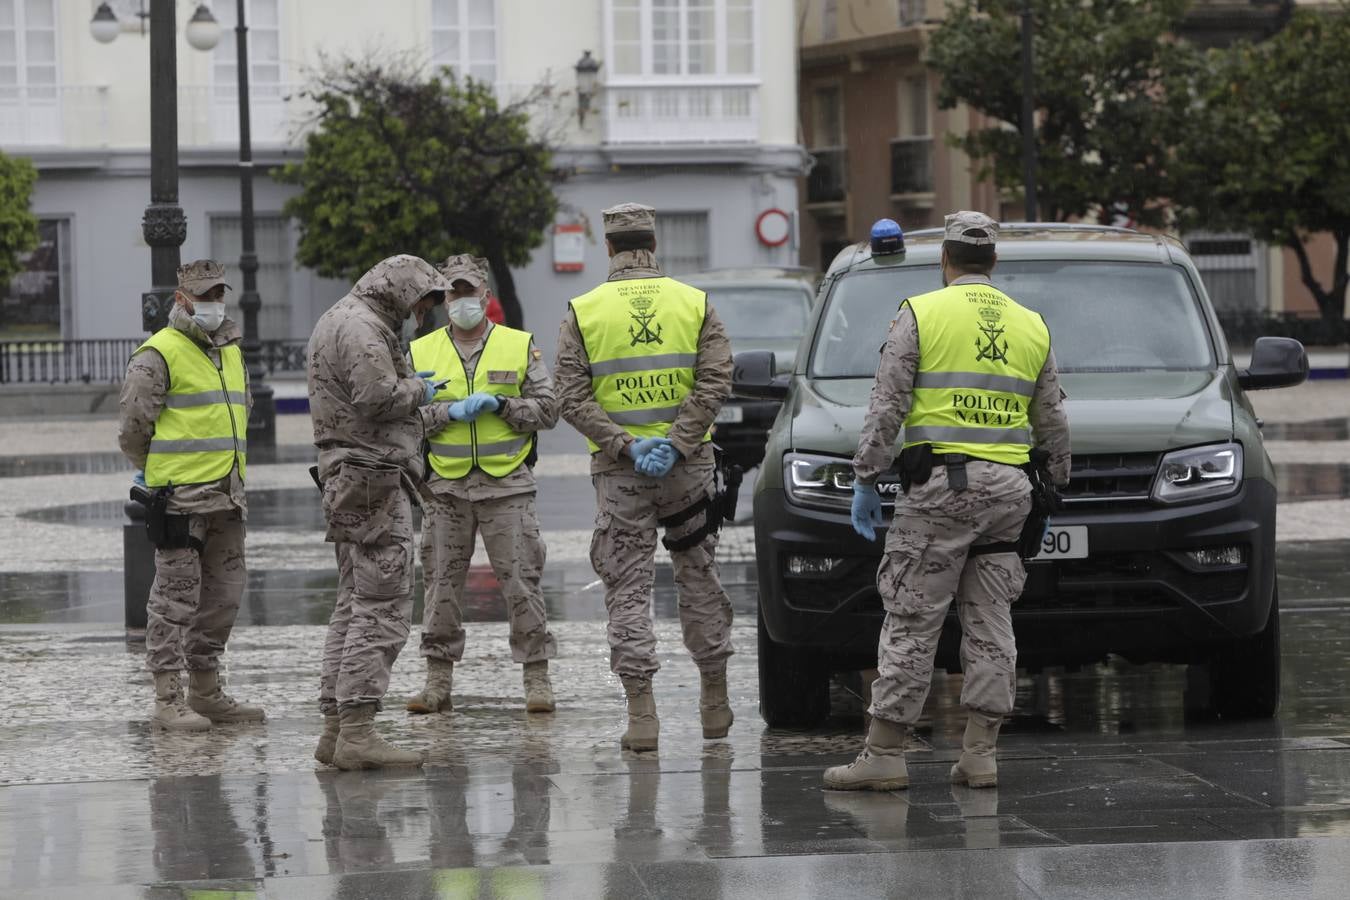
756, 208, 791, 247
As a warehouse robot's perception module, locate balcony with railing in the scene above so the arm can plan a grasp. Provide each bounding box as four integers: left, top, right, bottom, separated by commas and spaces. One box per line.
0, 85, 110, 148
602, 80, 759, 145
178, 83, 304, 148
890, 137, 934, 197
806, 147, 847, 204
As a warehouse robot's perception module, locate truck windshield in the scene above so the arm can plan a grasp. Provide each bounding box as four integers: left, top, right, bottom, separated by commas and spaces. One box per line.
810, 261, 1215, 377
708, 287, 813, 344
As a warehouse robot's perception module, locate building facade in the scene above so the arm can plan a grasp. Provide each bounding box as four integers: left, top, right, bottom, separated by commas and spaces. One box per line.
1, 0, 806, 367
795, 0, 1340, 321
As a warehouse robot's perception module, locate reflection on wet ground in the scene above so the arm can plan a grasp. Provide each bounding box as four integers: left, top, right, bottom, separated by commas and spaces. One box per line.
0, 607, 1347, 898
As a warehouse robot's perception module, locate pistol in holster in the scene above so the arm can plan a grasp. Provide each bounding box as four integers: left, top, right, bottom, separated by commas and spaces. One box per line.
1015, 449, 1063, 559
130, 483, 203, 553
657, 444, 744, 553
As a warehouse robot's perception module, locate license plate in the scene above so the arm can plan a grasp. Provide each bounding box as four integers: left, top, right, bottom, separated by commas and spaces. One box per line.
715, 406, 744, 424
1033, 525, 1088, 560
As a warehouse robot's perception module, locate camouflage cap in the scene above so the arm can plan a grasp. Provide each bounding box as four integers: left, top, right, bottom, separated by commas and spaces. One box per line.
437, 253, 487, 289
602, 202, 656, 236
177, 259, 231, 295
943, 211, 999, 246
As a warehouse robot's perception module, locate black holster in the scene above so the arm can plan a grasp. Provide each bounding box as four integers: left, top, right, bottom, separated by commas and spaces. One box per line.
131, 484, 203, 553
659, 444, 742, 553
1016, 449, 1063, 558
897, 443, 933, 494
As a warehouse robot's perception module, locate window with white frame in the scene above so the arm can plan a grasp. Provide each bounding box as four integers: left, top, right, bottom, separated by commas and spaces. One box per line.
210, 215, 294, 340
431, 0, 497, 83
0, 0, 57, 101
608, 0, 756, 79
898, 0, 926, 27
656, 212, 709, 274
898, 74, 929, 138
213, 0, 283, 101
0, 218, 70, 339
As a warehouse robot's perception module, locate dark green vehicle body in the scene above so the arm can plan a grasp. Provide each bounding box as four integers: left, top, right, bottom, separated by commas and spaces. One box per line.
739, 224, 1308, 727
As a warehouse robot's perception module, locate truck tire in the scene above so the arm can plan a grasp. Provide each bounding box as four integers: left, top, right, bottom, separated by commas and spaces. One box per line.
1209, 586, 1281, 719
757, 605, 831, 728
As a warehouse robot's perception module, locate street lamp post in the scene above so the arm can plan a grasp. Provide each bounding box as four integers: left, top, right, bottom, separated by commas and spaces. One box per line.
141, 0, 188, 333
233, 0, 276, 448
1020, 0, 1039, 222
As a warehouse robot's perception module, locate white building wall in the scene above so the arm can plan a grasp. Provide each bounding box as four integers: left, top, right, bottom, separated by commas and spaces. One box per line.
10, 0, 805, 344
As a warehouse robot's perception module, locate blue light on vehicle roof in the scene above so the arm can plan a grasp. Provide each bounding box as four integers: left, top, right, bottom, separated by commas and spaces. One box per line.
870, 219, 905, 256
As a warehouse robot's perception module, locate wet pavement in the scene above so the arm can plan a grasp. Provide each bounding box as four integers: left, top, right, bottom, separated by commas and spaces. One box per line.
1, 411, 1349, 898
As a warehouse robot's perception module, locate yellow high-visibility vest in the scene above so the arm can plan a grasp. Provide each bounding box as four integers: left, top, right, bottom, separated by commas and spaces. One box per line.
410, 324, 533, 478
135, 327, 247, 487
902, 281, 1050, 466
570, 276, 709, 453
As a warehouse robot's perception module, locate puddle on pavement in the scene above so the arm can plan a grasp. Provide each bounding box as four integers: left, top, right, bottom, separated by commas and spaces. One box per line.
1263, 418, 1350, 441
0, 444, 317, 478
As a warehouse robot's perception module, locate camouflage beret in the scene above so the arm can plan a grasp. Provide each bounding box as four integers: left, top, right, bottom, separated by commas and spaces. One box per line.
177, 259, 231, 295
943, 210, 999, 246
602, 202, 656, 236
437, 253, 487, 288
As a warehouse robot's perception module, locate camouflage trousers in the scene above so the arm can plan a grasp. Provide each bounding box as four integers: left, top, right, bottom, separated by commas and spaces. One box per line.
145, 511, 246, 673
418, 491, 557, 664
869, 461, 1032, 725
591, 463, 734, 678
318, 464, 417, 714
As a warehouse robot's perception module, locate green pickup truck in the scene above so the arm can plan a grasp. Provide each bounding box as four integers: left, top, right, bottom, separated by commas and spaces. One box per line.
733, 222, 1308, 728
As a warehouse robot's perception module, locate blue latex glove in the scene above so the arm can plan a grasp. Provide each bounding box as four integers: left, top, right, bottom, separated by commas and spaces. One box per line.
627, 436, 673, 470
637, 442, 678, 478
133, 469, 147, 488
415, 370, 440, 406
462, 392, 501, 420
447, 400, 470, 421
850, 481, 884, 541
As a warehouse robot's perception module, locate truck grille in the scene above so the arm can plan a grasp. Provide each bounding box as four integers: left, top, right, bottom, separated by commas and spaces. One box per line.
1062, 452, 1160, 506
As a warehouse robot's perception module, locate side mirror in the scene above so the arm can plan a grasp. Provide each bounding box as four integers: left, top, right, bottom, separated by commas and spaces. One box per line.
732, 350, 790, 400
1238, 336, 1308, 391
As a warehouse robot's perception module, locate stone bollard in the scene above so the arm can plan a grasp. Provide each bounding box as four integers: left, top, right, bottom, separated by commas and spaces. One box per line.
123, 498, 154, 638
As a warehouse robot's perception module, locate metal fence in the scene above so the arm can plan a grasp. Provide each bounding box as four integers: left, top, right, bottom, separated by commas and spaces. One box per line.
0, 339, 310, 385
1216, 312, 1349, 347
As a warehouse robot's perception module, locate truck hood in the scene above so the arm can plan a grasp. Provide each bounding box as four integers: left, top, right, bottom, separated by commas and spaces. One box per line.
798, 370, 1233, 457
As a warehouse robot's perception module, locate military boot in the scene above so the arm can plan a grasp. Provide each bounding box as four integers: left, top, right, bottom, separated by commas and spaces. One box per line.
314, 714, 340, 766
153, 671, 211, 732
620, 675, 659, 752
188, 670, 266, 723
405, 658, 454, 714
699, 666, 734, 739
332, 704, 424, 771
523, 660, 555, 713
823, 717, 909, 791
950, 711, 1002, 788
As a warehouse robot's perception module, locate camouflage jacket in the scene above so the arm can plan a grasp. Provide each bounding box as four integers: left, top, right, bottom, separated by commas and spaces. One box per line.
416, 321, 559, 501
306, 255, 445, 486
854, 274, 1072, 487
554, 250, 732, 474
117, 303, 250, 516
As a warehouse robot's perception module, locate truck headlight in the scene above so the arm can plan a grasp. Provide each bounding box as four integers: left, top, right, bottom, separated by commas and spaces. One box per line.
1152, 442, 1243, 504
784, 452, 855, 511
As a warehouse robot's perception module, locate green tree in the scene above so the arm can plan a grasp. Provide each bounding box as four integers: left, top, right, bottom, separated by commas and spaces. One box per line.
279, 59, 563, 327
1172, 5, 1350, 322
927, 0, 1194, 227
0, 150, 40, 294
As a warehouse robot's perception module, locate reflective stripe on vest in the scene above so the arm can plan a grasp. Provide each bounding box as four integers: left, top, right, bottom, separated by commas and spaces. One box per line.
410, 324, 533, 479
569, 276, 710, 453
135, 327, 248, 487
902, 282, 1050, 467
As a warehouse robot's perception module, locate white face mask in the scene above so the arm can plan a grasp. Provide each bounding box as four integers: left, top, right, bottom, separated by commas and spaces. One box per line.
191, 301, 226, 333
447, 296, 485, 330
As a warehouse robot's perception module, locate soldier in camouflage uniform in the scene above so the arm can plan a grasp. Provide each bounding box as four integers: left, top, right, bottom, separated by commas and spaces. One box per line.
405, 254, 559, 715
554, 203, 735, 752
307, 254, 450, 770
824, 212, 1070, 791
119, 260, 264, 731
